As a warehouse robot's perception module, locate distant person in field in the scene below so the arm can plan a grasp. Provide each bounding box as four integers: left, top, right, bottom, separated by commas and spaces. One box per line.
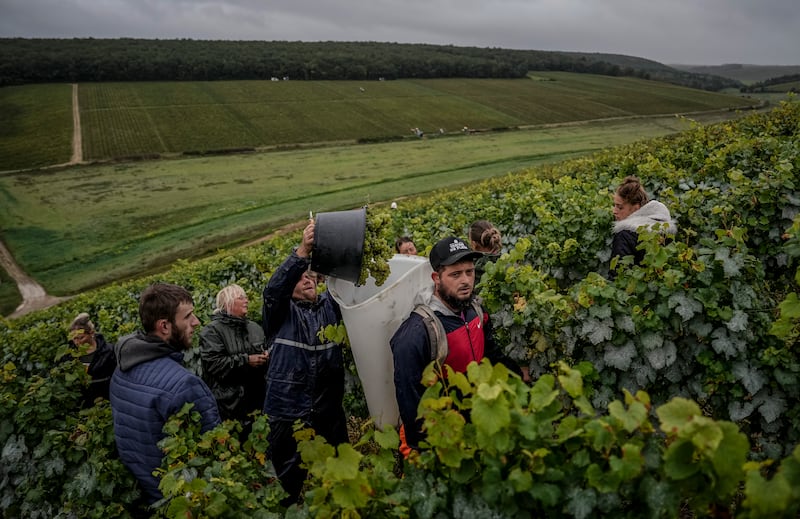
199, 284, 269, 439
67, 312, 117, 408
611, 175, 677, 268
468, 219, 502, 285
261, 219, 348, 505
395, 236, 418, 255
110, 283, 220, 507
390, 236, 521, 455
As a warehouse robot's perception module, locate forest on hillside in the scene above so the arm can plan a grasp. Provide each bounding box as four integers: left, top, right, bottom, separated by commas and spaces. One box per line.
0, 38, 741, 91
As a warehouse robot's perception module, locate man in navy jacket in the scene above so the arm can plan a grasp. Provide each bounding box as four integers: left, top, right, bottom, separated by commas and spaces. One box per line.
262, 219, 348, 504
110, 282, 220, 506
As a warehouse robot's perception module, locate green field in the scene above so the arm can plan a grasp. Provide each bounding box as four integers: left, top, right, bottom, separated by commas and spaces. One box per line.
0, 83, 73, 170
0, 109, 759, 298
765, 81, 800, 93
1, 73, 755, 171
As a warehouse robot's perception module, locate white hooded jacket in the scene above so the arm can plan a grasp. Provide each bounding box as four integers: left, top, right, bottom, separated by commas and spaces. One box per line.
612, 200, 677, 263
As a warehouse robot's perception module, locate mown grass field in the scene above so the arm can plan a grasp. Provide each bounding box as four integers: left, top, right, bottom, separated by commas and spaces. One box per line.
0, 72, 755, 171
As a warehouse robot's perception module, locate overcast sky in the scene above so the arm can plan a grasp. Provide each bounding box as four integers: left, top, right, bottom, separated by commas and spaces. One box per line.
1, 0, 797, 66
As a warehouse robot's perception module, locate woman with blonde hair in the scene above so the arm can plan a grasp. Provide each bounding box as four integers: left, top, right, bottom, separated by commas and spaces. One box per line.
199, 284, 269, 434
612, 176, 676, 265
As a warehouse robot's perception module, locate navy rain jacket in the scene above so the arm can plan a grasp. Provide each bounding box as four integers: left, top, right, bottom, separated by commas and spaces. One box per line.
262, 252, 345, 422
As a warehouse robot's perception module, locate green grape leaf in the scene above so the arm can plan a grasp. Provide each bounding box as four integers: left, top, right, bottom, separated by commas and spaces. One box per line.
529, 374, 558, 410
508, 467, 533, 492
742, 470, 793, 516
531, 482, 562, 507
374, 426, 400, 450
473, 392, 511, 436
557, 364, 584, 399
608, 399, 648, 433
657, 398, 702, 435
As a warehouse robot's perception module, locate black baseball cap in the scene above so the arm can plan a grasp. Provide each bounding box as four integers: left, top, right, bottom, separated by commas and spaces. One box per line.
429, 236, 483, 270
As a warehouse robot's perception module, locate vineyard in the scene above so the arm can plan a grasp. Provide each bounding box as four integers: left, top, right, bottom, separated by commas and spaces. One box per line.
1, 100, 799, 517
0, 73, 756, 171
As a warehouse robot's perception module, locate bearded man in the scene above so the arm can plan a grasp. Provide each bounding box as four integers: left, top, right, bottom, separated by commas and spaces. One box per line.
390, 236, 521, 454
110, 282, 220, 507
261, 218, 348, 505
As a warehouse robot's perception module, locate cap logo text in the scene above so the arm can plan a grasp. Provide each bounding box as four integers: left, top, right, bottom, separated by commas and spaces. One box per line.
449, 240, 468, 253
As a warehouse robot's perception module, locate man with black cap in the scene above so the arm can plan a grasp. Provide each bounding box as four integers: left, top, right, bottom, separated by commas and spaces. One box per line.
390, 236, 520, 454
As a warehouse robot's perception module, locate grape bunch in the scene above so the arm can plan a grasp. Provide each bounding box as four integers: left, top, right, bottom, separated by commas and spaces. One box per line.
358, 207, 394, 286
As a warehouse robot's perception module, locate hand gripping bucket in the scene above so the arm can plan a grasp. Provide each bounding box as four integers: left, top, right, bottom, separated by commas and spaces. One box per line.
328, 254, 433, 429
311, 208, 366, 284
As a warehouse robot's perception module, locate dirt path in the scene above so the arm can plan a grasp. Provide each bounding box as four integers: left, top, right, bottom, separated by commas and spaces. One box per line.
0, 240, 70, 318
0, 84, 81, 318
70, 83, 82, 164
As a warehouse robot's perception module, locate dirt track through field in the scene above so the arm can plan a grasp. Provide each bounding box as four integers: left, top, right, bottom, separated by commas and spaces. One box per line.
0, 85, 80, 318
70, 83, 82, 164
0, 240, 69, 318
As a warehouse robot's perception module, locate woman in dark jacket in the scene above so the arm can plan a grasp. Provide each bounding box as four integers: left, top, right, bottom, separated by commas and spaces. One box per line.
199, 284, 269, 430
612, 176, 677, 266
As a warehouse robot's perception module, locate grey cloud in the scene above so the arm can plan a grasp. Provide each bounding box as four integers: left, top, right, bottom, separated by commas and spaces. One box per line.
0, 0, 797, 65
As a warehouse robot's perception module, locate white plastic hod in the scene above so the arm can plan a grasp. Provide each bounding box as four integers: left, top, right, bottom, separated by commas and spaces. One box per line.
328, 254, 434, 429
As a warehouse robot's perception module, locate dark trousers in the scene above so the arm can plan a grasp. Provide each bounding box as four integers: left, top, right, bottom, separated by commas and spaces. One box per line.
268, 412, 348, 504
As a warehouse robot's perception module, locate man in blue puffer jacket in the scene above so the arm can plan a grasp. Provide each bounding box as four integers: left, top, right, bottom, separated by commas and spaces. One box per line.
110, 282, 221, 507
262, 219, 348, 504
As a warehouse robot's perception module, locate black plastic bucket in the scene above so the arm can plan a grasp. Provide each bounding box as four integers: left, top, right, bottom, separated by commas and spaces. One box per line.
311, 208, 366, 283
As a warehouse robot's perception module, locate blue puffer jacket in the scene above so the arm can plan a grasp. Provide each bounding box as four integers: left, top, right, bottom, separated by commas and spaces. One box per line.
110, 332, 220, 505
262, 252, 345, 421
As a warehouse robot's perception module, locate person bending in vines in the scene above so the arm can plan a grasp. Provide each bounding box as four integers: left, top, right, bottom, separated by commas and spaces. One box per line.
468, 219, 502, 286
395, 235, 418, 255
261, 219, 348, 505
611, 176, 677, 273
65, 312, 117, 408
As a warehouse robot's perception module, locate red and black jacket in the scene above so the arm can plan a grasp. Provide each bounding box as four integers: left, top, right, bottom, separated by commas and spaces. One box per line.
390, 297, 520, 451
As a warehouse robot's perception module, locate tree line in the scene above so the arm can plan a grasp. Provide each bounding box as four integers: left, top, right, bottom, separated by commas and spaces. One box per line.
0, 38, 741, 91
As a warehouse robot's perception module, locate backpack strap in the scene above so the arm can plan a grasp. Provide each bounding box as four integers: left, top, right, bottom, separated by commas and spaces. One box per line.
412, 304, 449, 364
412, 301, 485, 365
471, 300, 484, 328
